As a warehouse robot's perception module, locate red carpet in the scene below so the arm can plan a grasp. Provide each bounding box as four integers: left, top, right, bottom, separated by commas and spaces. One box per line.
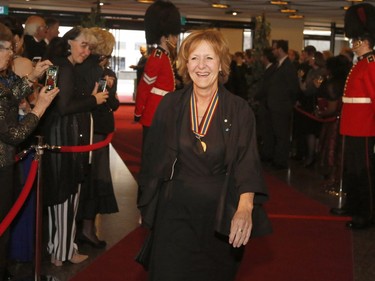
111, 105, 142, 178
71, 105, 354, 281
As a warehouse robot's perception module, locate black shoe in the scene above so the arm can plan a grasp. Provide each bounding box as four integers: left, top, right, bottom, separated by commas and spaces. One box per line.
330, 207, 351, 216
271, 162, 288, 170
261, 157, 272, 163
346, 218, 372, 230
77, 233, 107, 249
303, 159, 315, 168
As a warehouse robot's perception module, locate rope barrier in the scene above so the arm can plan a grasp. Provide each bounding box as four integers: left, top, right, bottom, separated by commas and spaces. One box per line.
294, 105, 338, 123
269, 213, 351, 222
59, 132, 114, 153
0, 159, 38, 237
1, 132, 114, 237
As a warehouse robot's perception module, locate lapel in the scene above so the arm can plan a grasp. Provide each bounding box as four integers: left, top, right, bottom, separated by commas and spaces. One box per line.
218, 84, 235, 172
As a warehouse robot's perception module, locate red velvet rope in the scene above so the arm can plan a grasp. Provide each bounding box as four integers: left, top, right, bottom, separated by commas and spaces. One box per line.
2, 133, 114, 237
59, 132, 114, 152
269, 213, 351, 222
294, 106, 338, 123
0, 159, 38, 237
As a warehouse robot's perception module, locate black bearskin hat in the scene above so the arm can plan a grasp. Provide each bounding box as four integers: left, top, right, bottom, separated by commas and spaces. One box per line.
344, 3, 375, 40
144, 0, 181, 45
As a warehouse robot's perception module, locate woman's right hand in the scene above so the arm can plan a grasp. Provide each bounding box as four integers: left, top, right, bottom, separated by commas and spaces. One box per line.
28, 60, 53, 82
92, 82, 109, 105
31, 86, 59, 118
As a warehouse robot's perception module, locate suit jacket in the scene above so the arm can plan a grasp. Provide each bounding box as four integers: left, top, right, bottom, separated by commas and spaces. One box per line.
266, 57, 299, 113
23, 35, 47, 60
137, 83, 271, 237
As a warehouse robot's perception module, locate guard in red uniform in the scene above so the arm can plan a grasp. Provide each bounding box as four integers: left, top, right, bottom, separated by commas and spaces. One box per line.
134, 0, 181, 143
331, 3, 375, 229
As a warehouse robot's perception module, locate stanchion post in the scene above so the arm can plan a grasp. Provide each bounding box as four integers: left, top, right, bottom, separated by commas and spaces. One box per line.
34, 135, 44, 281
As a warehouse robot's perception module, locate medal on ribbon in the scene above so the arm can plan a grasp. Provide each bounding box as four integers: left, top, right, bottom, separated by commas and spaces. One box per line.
190, 90, 219, 152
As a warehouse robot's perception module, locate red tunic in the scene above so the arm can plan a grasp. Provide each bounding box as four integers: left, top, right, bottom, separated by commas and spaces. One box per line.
134, 47, 175, 127
340, 54, 375, 136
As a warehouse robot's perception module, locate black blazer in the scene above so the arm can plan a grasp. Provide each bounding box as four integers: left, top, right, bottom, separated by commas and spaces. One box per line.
23, 35, 47, 60
138, 83, 271, 237
266, 57, 299, 112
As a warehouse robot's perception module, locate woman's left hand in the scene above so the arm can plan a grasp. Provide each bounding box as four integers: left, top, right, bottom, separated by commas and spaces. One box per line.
229, 193, 254, 248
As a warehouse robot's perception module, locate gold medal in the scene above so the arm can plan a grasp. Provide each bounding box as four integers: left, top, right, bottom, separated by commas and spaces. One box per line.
200, 140, 207, 152
190, 89, 219, 153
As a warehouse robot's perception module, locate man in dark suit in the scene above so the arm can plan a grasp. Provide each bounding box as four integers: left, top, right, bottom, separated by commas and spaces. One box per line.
23, 15, 47, 60
255, 47, 277, 160
263, 40, 299, 169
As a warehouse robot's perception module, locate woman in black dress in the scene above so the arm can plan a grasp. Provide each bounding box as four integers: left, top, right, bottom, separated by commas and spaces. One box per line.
41, 27, 108, 266
137, 29, 271, 281
75, 27, 120, 248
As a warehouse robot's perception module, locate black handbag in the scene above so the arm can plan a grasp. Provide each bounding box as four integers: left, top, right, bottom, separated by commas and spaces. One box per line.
135, 229, 154, 270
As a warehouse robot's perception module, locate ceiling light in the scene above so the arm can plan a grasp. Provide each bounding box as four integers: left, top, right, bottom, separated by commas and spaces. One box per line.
136, 0, 154, 3
225, 10, 241, 16
270, 1, 289, 5
212, 3, 229, 9
280, 8, 297, 13
346, 0, 363, 2
288, 14, 304, 19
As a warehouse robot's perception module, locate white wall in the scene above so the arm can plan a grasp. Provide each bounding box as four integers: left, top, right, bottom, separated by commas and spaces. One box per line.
219, 28, 244, 54
268, 18, 305, 52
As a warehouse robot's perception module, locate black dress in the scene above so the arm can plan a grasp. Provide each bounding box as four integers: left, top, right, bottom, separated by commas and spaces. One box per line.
75, 56, 119, 220
149, 99, 242, 281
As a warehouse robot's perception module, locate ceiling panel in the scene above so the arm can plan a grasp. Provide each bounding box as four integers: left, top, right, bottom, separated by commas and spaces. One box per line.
7, 0, 375, 25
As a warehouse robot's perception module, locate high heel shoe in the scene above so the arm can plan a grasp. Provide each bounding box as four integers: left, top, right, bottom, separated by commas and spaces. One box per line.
77, 233, 107, 249
69, 250, 88, 264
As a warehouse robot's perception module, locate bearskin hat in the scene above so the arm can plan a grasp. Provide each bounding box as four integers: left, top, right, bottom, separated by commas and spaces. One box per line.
144, 0, 181, 45
344, 3, 375, 40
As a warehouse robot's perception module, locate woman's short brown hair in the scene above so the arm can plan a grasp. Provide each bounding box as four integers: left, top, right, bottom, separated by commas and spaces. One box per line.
177, 29, 231, 84
0, 22, 13, 43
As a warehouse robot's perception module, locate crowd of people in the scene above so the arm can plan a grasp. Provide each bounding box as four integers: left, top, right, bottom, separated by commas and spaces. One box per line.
224, 36, 354, 184
0, 13, 120, 280
1, 1, 375, 280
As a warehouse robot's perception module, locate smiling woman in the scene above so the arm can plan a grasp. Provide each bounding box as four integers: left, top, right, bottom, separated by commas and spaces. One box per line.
137, 29, 271, 281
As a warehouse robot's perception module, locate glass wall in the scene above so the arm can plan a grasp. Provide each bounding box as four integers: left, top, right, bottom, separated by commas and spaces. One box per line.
109, 29, 146, 103
303, 25, 349, 56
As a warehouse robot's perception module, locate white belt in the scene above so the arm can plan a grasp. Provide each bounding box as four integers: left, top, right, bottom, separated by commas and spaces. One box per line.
342, 97, 372, 104
151, 87, 169, 96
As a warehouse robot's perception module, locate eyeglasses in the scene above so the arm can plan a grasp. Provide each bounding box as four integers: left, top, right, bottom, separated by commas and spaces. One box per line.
0, 45, 13, 53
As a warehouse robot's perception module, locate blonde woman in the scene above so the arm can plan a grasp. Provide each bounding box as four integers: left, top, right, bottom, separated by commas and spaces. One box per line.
75, 27, 120, 248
